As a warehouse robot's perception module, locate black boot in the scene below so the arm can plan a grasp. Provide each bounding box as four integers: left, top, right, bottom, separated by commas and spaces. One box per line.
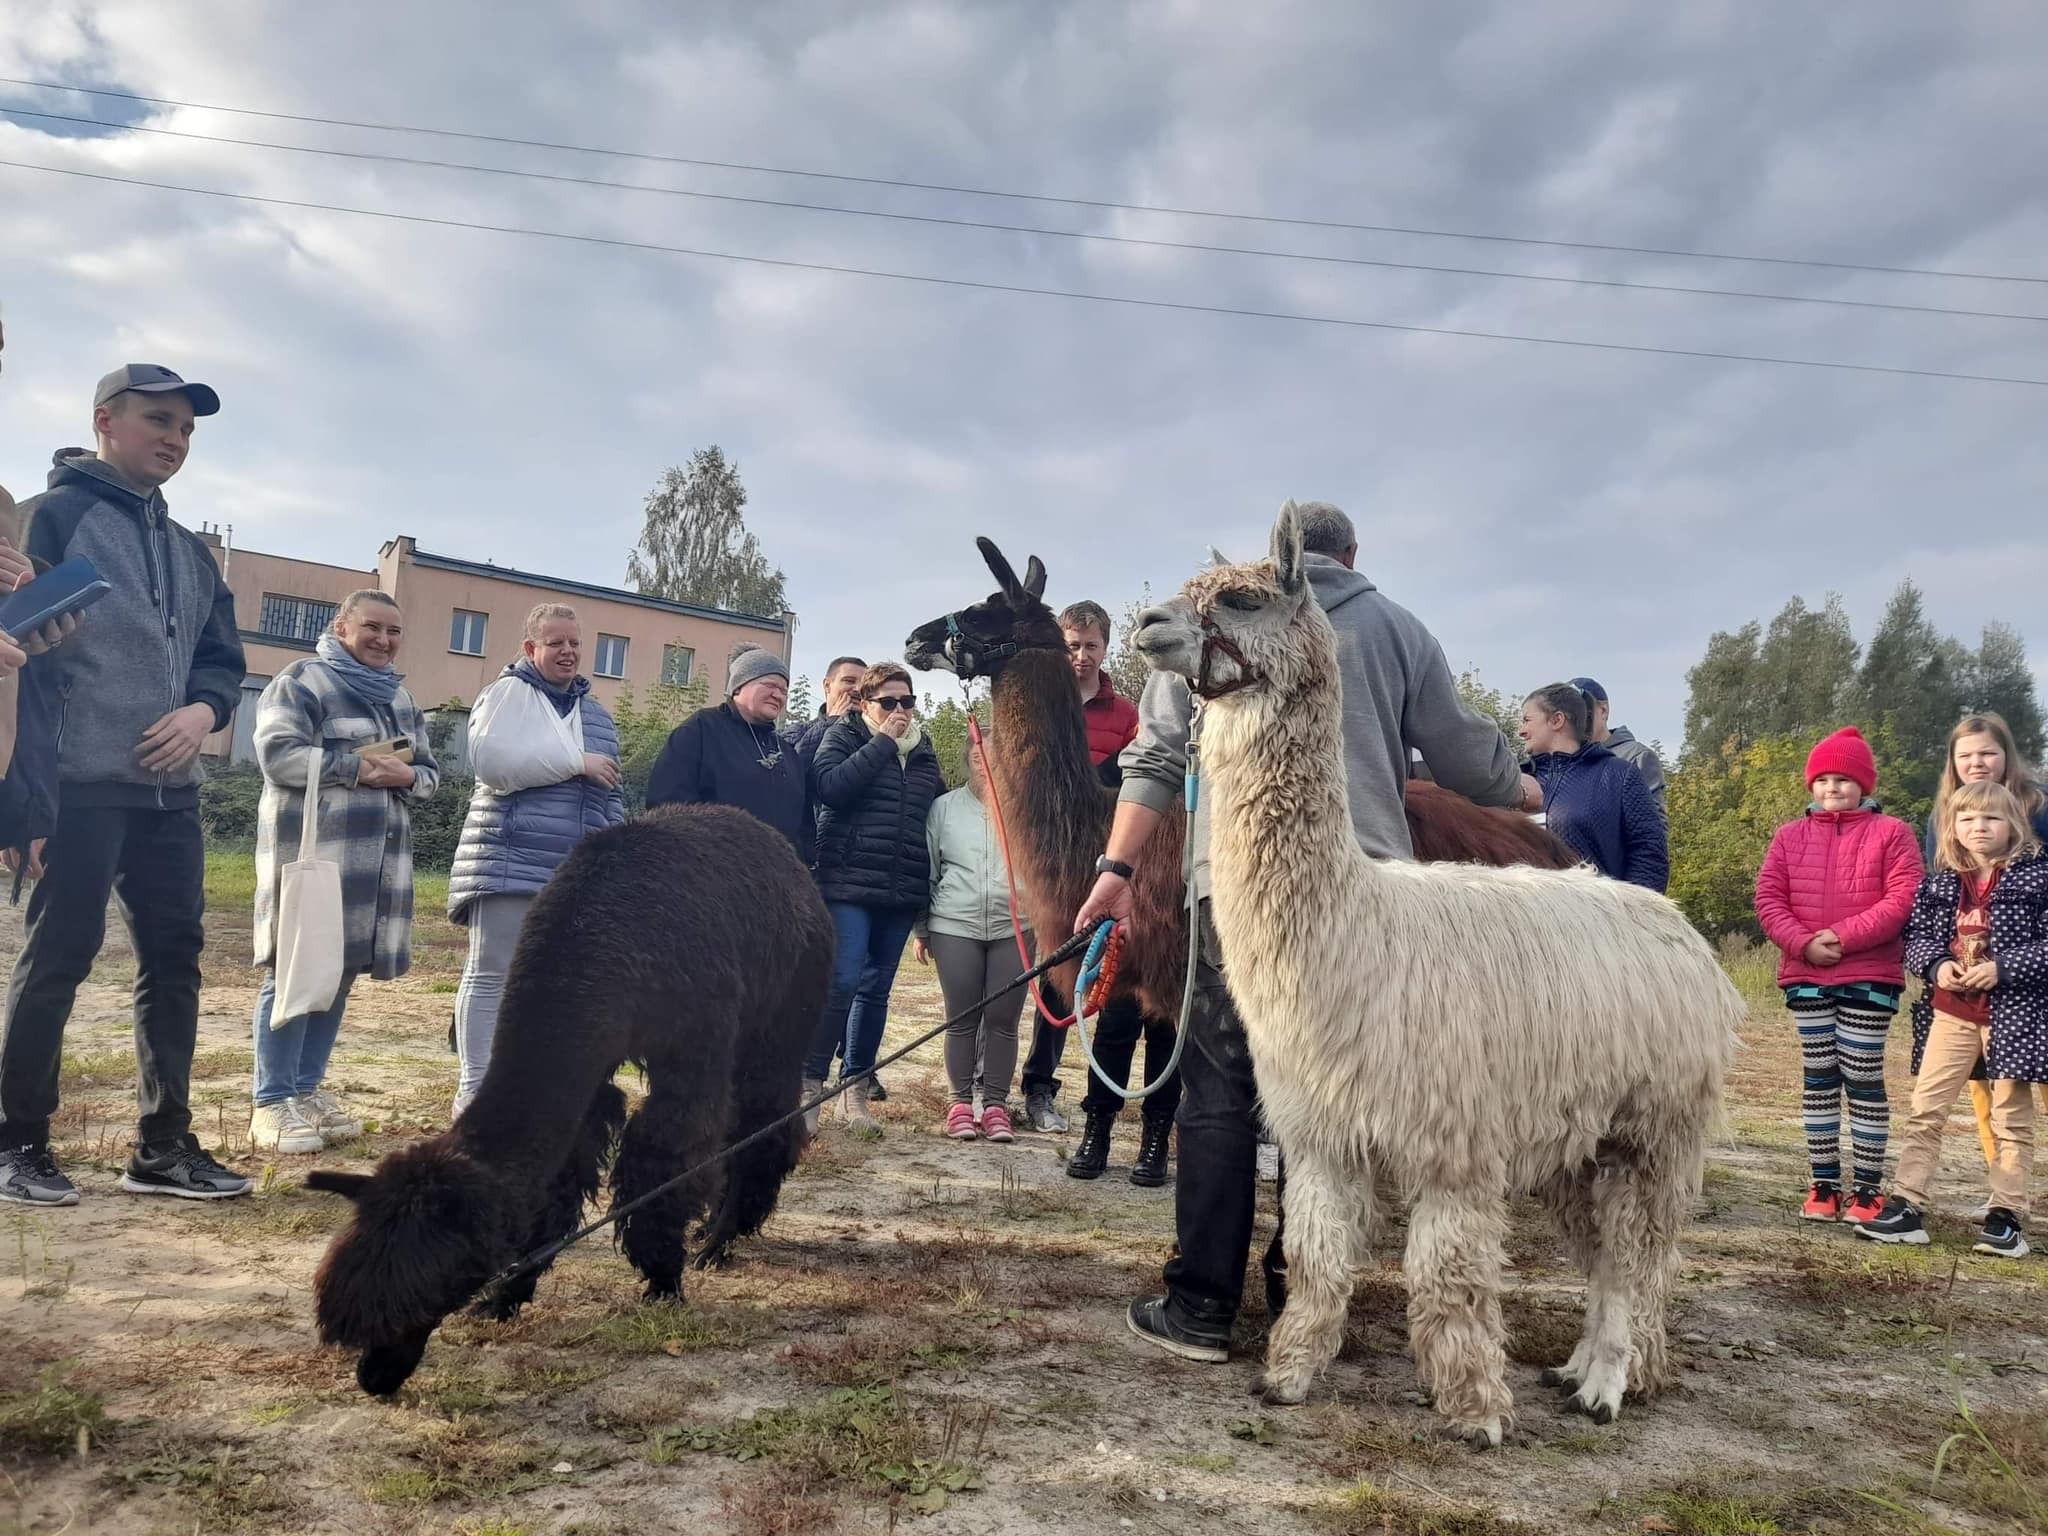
1131, 1117, 1172, 1188
1067, 1111, 1114, 1180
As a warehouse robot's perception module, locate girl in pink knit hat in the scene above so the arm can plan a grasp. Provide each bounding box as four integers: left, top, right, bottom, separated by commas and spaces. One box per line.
1755, 727, 1924, 1223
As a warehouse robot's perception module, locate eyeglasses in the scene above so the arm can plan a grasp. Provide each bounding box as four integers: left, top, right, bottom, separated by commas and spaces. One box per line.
871, 696, 915, 713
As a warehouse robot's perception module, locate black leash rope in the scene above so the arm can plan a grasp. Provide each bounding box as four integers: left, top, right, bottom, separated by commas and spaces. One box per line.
480, 924, 1101, 1294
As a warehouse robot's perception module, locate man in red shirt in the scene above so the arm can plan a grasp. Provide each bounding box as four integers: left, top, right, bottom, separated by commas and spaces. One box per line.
1062, 601, 1140, 785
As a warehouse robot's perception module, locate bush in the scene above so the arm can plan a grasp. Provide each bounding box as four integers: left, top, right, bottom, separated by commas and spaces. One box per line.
199, 764, 473, 871
198, 764, 264, 847
410, 776, 474, 872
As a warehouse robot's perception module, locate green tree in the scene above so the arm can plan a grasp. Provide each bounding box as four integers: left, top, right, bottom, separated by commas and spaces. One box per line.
625, 446, 789, 617
1682, 620, 1764, 762
1963, 621, 2044, 758
1753, 594, 1859, 742
610, 678, 709, 808
1854, 581, 1968, 779
1453, 667, 1522, 743
785, 673, 815, 727
1105, 586, 1154, 703
923, 694, 991, 790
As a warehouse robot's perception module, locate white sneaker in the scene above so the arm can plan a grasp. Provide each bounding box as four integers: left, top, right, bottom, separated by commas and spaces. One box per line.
300, 1089, 363, 1140
250, 1098, 324, 1154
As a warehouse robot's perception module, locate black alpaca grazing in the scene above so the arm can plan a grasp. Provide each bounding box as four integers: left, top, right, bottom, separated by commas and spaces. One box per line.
307, 805, 834, 1397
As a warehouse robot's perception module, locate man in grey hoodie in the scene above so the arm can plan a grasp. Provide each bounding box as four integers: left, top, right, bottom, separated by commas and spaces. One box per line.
1073, 501, 1523, 1362
0, 365, 251, 1207
1569, 677, 1666, 819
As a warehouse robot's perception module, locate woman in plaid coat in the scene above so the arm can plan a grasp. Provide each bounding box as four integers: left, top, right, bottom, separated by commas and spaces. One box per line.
250, 590, 439, 1153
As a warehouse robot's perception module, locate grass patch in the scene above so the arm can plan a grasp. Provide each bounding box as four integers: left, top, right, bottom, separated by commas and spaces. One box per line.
655, 1385, 988, 1513
360, 1418, 567, 1506
204, 848, 449, 916
0, 1364, 109, 1456
115, 1439, 297, 1529
557, 1298, 761, 1355
1314, 1478, 1536, 1534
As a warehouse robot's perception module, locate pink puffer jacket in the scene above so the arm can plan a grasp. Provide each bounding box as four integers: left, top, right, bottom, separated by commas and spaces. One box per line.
1755, 807, 1924, 986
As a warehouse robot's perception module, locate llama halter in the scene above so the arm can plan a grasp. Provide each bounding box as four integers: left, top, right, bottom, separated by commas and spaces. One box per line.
939, 611, 1020, 679
1194, 616, 1261, 699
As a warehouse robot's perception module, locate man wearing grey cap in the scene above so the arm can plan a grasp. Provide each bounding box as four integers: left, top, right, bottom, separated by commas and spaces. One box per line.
1568, 676, 1666, 818
0, 364, 250, 1207
646, 641, 813, 862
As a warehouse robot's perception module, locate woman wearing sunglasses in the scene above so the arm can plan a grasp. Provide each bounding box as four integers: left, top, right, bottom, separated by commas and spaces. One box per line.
805, 662, 946, 1129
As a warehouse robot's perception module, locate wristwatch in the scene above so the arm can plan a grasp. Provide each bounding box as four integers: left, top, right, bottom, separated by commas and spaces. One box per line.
1094, 855, 1135, 880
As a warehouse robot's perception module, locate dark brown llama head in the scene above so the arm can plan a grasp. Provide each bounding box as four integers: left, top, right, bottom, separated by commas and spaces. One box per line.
307, 1139, 524, 1397
904, 537, 1066, 681
1135, 500, 1327, 704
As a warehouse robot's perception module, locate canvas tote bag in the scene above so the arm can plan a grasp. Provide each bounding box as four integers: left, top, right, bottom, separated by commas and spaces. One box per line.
272, 746, 345, 1023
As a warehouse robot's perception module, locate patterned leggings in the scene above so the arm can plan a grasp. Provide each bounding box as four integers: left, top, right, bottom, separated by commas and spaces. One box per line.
1787, 988, 1898, 1189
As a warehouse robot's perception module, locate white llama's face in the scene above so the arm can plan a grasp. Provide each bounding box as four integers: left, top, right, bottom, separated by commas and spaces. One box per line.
1135, 500, 1315, 698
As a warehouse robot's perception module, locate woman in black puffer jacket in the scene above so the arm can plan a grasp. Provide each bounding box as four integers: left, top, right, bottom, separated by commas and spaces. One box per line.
804, 662, 947, 1127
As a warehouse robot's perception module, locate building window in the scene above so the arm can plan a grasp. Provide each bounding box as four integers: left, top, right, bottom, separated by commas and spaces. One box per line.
450, 610, 488, 656
257, 593, 337, 643
594, 634, 629, 679
661, 644, 694, 687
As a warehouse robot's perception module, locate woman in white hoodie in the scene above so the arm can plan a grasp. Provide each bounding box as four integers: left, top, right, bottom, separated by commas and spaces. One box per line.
914, 735, 1029, 1143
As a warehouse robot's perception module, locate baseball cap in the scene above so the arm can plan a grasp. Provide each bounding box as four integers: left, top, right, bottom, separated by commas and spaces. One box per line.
93, 363, 221, 417
1568, 676, 1608, 703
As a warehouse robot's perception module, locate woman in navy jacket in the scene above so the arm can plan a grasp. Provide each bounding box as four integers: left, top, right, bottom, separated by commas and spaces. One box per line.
1519, 682, 1668, 892
803, 662, 945, 1127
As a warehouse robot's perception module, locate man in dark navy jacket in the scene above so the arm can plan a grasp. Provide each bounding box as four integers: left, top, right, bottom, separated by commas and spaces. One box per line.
647, 642, 814, 862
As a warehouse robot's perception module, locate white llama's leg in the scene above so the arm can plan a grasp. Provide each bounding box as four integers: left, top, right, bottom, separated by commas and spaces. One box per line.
1532, 1165, 1599, 1394
1403, 1187, 1512, 1449
1254, 1148, 1358, 1406
1564, 1159, 1637, 1424
1622, 1137, 1699, 1399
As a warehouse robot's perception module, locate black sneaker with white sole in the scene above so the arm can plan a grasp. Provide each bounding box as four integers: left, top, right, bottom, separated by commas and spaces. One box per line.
1126, 1296, 1230, 1364
1852, 1195, 1928, 1244
1, 1143, 81, 1206
1974, 1207, 2030, 1259
119, 1136, 253, 1200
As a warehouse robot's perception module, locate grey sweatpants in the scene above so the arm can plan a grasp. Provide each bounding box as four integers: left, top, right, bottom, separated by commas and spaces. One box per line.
932, 933, 1026, 1111
452, 892, 534, 1118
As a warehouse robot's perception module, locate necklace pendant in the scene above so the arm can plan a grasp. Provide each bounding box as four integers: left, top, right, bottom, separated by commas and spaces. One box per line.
759, 749, 783, 769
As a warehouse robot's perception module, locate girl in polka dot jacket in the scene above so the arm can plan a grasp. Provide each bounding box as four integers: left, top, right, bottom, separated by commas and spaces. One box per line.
1855, 781, 2048, 1259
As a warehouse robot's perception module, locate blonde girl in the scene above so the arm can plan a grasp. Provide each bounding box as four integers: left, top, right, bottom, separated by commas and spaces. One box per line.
1857, 782, 2048, 1256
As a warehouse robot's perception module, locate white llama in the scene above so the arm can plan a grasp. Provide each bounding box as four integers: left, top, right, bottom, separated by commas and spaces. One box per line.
1136, 502, 1739, 1448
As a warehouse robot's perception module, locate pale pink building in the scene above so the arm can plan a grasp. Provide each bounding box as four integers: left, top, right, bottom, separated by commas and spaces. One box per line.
200, 530, 794, 768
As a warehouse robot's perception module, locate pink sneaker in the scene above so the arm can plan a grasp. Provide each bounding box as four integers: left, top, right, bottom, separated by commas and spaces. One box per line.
979, 1104, 1015, 1143
945, 1103, 978, 1140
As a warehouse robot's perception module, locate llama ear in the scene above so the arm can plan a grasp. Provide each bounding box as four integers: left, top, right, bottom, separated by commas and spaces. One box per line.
1206, 546, 1230, 568
977, 537, 1025, 602
306, 1169, 373, 1202
1022, 556, 1047, 600
1271, 500, 1306, 594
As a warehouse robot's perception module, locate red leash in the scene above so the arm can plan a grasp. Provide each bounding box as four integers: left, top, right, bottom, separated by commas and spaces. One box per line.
968, 715, 1124, 1028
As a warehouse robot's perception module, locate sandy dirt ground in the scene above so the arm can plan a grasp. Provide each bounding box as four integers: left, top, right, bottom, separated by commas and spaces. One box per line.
2, 887, 2046, 1535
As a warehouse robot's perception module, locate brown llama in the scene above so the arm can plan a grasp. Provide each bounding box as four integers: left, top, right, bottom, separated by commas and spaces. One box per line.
902, 539, 1576, 1017
307, 806, 833, 1397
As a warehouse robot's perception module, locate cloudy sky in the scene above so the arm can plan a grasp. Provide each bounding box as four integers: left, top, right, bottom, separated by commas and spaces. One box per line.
4, 1, 2044, 752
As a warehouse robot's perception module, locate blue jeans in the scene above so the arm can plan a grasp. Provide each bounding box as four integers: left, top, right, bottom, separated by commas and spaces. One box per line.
252, 970, 359, 1107
804, 904, 917, 1081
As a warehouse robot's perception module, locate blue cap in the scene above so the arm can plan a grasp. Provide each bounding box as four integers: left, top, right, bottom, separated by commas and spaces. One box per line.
1568, 676, 1607, 703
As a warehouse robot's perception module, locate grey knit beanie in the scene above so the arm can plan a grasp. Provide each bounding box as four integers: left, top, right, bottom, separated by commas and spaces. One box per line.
728, 642, 789, 696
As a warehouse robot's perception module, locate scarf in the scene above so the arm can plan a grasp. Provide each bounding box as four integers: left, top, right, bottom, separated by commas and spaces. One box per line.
512, 658, 588, 718
316, 633, 401, 708
894, 719, 924, 760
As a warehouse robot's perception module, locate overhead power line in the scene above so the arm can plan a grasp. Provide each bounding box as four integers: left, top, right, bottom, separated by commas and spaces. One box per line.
3, 75, 2042, 288
5, 158, 2043, 389
4, 104, 2040, 327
